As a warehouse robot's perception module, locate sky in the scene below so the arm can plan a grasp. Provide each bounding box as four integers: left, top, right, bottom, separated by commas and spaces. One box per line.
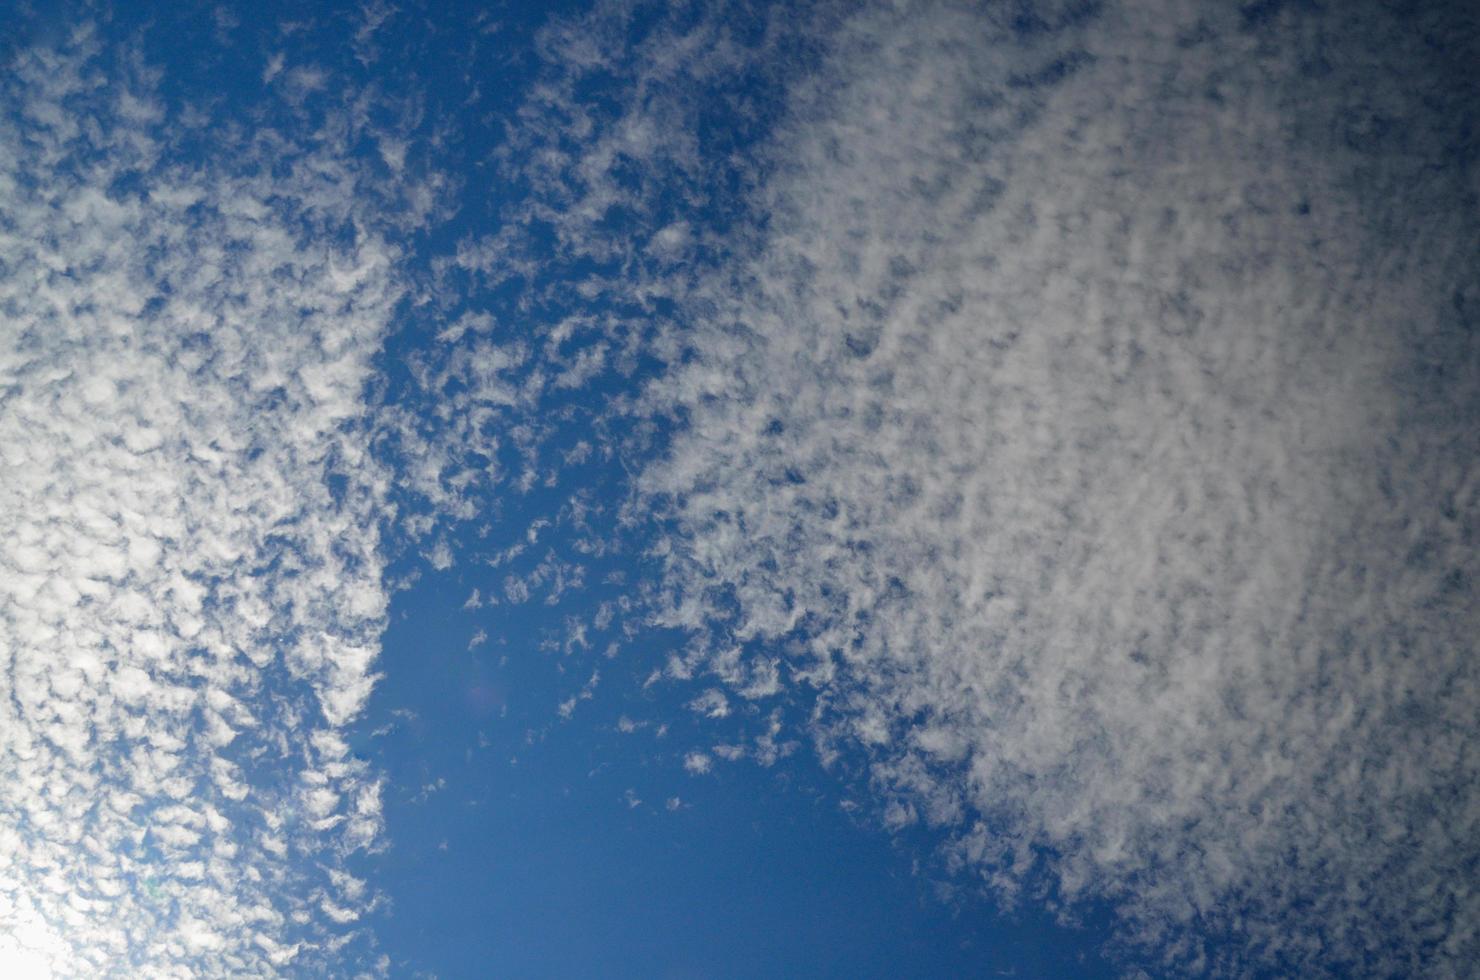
0, 1, 1476, 978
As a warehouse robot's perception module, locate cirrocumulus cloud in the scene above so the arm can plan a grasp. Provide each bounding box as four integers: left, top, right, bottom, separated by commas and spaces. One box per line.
0, 28, 404, 977
638, 1, 1479, 975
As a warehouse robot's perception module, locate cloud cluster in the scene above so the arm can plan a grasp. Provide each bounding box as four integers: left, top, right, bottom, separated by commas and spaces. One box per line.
639, 1, 1479, 974
371, 2, 814, 715
0, 28, 405, 976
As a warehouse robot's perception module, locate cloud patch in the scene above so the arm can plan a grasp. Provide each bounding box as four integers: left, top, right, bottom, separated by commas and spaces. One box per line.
638, 1, 1480, 975
0, 28, 405, 976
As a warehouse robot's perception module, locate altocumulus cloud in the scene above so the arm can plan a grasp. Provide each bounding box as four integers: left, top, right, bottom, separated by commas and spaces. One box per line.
639, 0, 1479, 975
5, 3, 1474, 977
0, 28, 405, 976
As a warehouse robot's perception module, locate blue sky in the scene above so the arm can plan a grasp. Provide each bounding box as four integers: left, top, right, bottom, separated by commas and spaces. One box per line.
1, 1, 1477, 978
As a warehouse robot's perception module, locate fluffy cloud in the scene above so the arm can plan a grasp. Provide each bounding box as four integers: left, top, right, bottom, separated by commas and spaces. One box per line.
0, 28, 404, 976
639, 1, 1479, 975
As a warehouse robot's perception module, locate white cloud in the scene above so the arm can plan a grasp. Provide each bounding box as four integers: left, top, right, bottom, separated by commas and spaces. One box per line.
686, 689, 730, 719
557, 669, 600, 720
0, 29, 406, 977
637, 1, 1480, 975
682, 752, 713, 776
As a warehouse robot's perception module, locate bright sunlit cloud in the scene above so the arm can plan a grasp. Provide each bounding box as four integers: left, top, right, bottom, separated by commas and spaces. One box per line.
0, 919, 62, 980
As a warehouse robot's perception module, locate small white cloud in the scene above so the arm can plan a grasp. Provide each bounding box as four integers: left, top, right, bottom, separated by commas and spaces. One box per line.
686, 689, 730, 719
378, 136, 408, 174
424, 537, 455, 570
682, 752, 712, 776
647, 221, 691, 259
